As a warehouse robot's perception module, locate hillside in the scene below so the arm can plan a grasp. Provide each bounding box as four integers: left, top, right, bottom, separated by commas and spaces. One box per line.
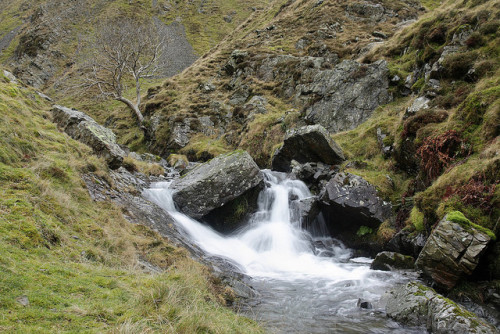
0, 74, 262, 332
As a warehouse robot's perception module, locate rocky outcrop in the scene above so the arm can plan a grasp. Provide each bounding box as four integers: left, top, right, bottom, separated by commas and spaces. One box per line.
415, 213, 493, 290
51, 105, 126, 168
370, 251, 414, 271
272, 125, 345, 172
386, 282, 497, 334
171, 150, 263, 220
301, 60, 392, 133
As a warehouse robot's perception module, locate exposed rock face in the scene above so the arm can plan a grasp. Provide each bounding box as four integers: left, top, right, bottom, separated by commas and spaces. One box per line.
272, 125, 345, 172
386, 282, 497, 334
415, 214, 492, 290
171, 150, 263, 220
51, 105, 126, 168
301, 60, 392, 133
370, 251, 414, 271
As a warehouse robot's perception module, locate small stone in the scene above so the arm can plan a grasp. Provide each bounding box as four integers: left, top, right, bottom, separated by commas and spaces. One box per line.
357, 298, 373, 309
16, 295, 29, 307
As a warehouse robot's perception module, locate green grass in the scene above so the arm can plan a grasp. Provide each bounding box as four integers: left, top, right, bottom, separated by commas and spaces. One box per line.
0, 76, 263, 332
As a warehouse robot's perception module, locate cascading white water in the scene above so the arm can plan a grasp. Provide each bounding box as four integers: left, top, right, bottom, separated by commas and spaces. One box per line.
144, 170, 423, 333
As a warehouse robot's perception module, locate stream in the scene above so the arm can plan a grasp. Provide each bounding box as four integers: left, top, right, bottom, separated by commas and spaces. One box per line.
144, 170, 426, 333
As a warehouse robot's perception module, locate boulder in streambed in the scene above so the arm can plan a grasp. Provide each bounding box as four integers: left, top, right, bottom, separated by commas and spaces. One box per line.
370, 251, 414, 271
319, 172, 392, 252
51, 105, 126, 169
272, 125, 345, 172
385, 282, 497, 334
415, 211, 494, 291
171, 150, 263, 227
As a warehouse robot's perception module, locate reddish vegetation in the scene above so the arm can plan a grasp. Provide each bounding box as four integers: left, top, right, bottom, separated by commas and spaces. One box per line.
417, 130, 470, 182
444, 174, 498, 214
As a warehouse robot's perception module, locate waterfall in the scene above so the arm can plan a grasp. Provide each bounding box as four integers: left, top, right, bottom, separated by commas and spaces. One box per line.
144, 170, 421, 333
145, 170, 367, 279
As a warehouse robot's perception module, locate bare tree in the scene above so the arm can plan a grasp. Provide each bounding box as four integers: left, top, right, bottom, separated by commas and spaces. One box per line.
81, 18, 165, 126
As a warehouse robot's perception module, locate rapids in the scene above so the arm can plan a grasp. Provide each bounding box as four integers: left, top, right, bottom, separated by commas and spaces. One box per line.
144, 170, 425, 333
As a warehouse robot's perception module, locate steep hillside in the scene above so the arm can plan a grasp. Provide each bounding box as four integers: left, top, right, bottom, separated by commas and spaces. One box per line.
0, 73, 262, 332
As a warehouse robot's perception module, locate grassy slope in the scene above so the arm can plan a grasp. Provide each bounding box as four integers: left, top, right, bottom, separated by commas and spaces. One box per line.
0, 74, 262, 332
338, 0, 499, 234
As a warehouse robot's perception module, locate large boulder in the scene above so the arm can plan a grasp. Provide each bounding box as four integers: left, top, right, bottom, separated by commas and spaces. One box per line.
319, 172, 392, 231
318, 172, 392, 254
272, 125, 345, 172
415, 212, 494, 291
51, 105, 126, 169
370, 251, 414, 271
171, 150, 263, 222
386, 282, 497, 334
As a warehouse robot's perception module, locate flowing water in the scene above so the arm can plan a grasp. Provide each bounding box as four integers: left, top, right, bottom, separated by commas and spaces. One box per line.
144, 170, 425, 333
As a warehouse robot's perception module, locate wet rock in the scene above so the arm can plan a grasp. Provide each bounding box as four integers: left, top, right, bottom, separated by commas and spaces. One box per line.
171, 150, 263, 220
370, 251, 414, 271
357, 298, 373, 309
387, 228, 427, 258
320, 172, 392, 230
290, 197, 321, 229
51, 105, 126, 169
386, 282, 497, 334
415, 213, 493, 290
272, 125, 345, 172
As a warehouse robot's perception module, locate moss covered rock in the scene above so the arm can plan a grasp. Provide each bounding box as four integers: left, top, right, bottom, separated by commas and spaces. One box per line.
370, 251, 414, 271
415, 212, 494, 290
386, 281, 497, 333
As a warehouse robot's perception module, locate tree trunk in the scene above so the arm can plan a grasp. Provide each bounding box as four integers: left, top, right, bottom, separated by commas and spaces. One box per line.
116, 96, 144, 125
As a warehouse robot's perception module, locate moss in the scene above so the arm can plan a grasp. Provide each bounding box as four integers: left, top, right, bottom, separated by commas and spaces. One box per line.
409, 207, 425, 231
356, 226, 373, 236
446, 211, 496, 240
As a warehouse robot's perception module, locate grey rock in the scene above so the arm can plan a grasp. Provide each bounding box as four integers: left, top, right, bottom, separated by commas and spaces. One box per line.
171, 150, 263, 219
16, 295, 29, 307
405, 96, 430, 118
272, 125, 345, 172
357, 298, 373, 309
36, 91, 53, 102
370, 251, 414, 271
319, 172, 392, 234
51, 105, 126, 169
386, 282, 497, 334
346, 2, 386, 21
376, 127, 393, 158
3, 70, 18, 83
415, 214, 493, 290
302, 60, 392, 133
290, 197, 321, 229
387, 228, 427, 258
372, 31, 388, 39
